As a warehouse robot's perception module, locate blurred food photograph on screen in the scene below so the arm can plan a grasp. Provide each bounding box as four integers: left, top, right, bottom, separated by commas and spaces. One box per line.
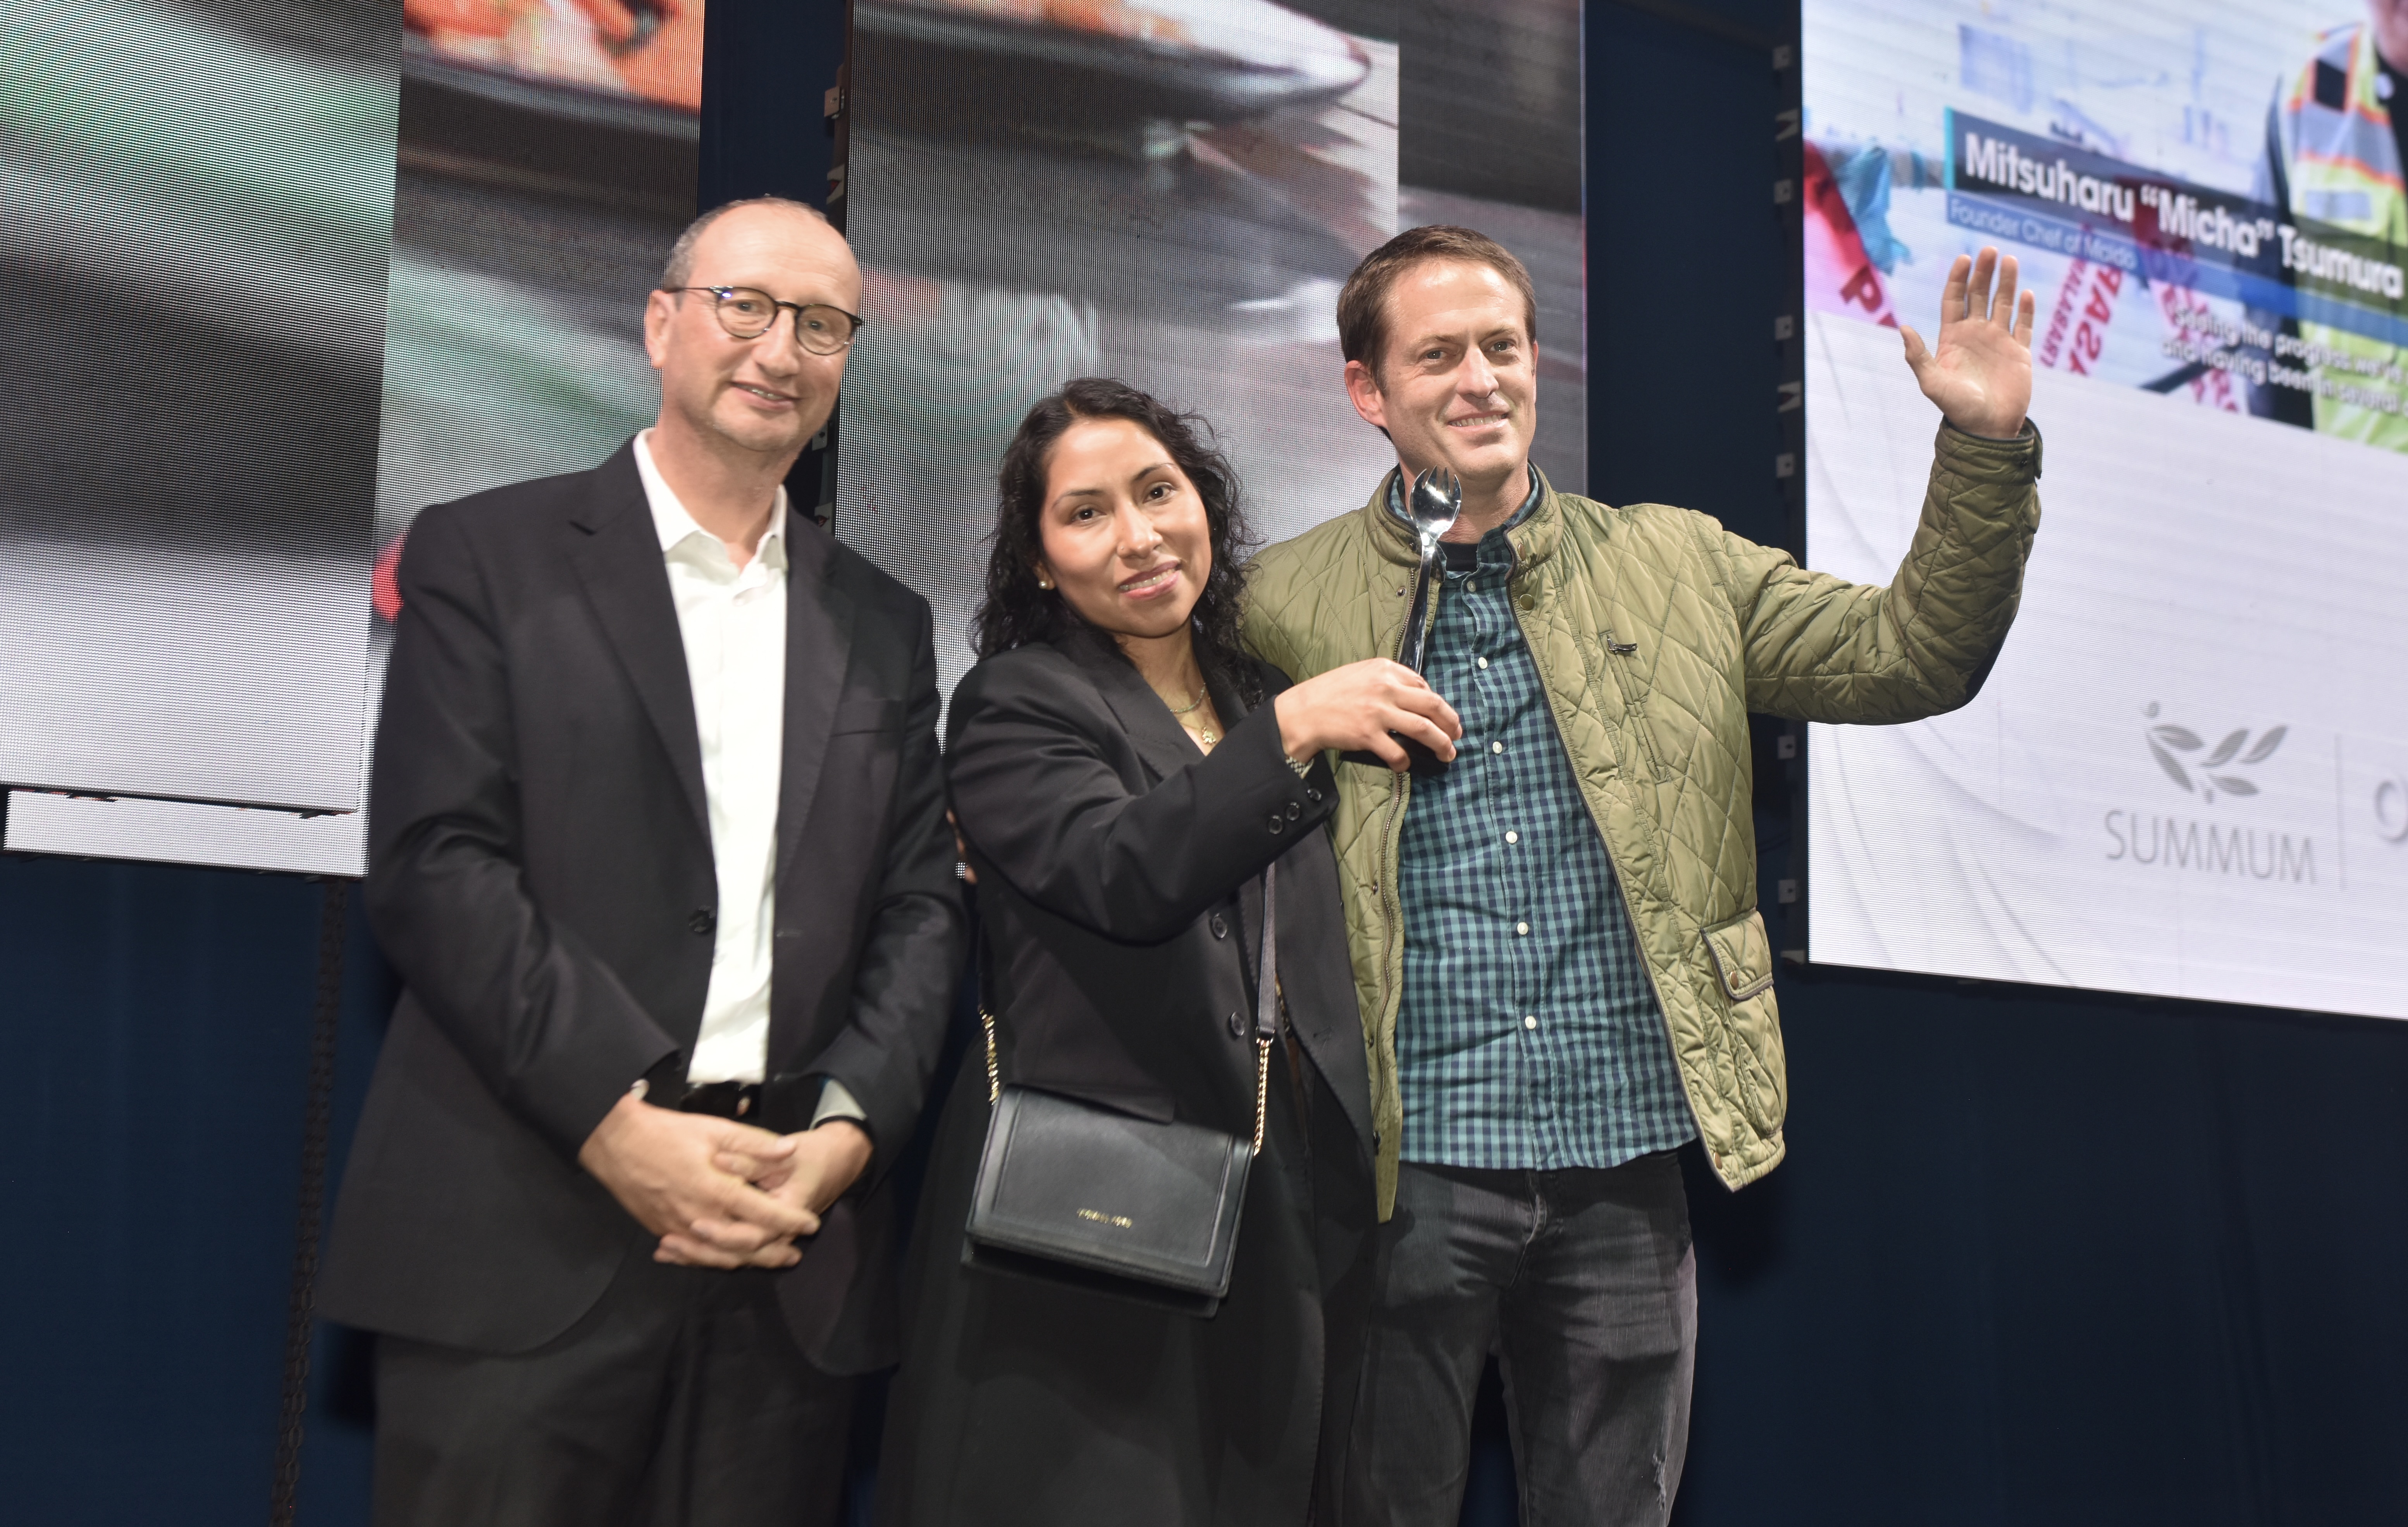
404, 0, 703, 110
0, 0, 703, 874
352, 0, 705, 867
1802, 0, 2408, 1020
834, 0, 1585, 704
375, 0, 706, 602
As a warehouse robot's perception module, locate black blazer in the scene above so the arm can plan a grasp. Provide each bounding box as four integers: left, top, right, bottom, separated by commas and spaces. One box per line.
945, 626, 1372, 1159
320, 441, 964, 1373
875, 628, 1375, 1525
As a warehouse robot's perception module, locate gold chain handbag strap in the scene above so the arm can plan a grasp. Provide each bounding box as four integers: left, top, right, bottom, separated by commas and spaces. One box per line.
982, 863, 1283, 1154
1252, 1036, 1270, 1153
979, 917, 1004, 1104
983, 1001, 1002, 1106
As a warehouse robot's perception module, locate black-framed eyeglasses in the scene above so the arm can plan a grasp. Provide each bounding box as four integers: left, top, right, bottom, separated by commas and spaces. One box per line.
663, 285, 863, 355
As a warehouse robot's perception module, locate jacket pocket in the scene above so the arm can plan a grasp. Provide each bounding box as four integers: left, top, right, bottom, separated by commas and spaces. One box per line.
830, 696, 904, 734
1701, 907, 1775, 1001
1585, 623, 1665, 782
1701, 908, 1785, 1137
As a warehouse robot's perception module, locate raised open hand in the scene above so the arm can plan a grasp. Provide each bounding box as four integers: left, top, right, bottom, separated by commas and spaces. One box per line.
1900, 246, 2035, 439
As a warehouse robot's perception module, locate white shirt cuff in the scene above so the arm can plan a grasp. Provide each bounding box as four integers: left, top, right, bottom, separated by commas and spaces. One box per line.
810, 1078, 868, 1129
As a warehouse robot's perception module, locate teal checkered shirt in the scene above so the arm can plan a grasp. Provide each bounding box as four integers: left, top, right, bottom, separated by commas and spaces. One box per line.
1392, 474, 1696, 1170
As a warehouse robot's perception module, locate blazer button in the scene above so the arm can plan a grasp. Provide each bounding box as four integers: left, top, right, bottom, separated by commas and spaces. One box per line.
688, 909, 716, 937
1286, 801, 1303, 821
1227, 1010, 1246, 1037
1210, 913, 1228, 940
1267, 815, 1285, 835
1306, 787, 1323, 803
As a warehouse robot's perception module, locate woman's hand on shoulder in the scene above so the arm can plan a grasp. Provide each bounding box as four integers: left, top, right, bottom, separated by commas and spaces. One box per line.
1272, 659, 1462, 774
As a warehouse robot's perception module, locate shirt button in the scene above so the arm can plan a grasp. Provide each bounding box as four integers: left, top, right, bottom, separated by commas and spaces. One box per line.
688, 909, 716, 937
1523, 1015, 1539, 1030
1516, 921, 1530, 935
1466, 580, 1476, 593
1210, 913, 1229, 940
1477, 656, 1489, 670
1505, 831, 1520, 844
1491, 741, 1504, 755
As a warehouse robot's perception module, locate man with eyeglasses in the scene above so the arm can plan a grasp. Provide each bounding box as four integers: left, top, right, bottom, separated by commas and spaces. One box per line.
321, 196, 962, 1526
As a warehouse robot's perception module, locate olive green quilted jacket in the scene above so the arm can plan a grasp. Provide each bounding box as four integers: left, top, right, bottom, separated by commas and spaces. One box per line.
1243, 423, 2042, 1212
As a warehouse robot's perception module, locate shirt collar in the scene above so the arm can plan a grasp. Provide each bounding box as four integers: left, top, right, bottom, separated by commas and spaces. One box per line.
634, 429, 788, 569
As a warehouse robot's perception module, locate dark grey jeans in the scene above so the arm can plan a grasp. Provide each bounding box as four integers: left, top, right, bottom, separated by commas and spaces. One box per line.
1345, 1152, 1697, 1527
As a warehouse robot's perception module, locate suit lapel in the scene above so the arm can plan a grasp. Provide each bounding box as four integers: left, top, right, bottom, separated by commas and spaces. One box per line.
1062, 626, 1205, 786
1069, 636, 1268, 945
1100, 642, 1276, 980
567, 442, 709, 836
775, 523, 857, 886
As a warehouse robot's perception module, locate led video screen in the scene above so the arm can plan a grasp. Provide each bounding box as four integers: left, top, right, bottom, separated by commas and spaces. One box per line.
833, 0, 1587, 712
0, 0, 397, 820
1803, 0, 2408, 1019
3, 0, 704, 874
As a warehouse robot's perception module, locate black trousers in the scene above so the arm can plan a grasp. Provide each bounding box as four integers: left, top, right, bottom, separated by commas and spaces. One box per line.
1346, 1152, 1697, 1527
372, 1248, 857, 1527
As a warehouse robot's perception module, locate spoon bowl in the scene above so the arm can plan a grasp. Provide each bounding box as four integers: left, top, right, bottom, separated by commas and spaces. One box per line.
1394, 466, 1461, 679
1407, 466, 1462, 558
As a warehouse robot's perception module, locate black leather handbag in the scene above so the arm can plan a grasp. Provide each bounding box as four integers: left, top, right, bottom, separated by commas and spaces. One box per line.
961, 866, 1280, 1318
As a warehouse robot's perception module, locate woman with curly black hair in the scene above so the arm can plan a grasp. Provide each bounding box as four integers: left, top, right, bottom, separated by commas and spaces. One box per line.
877, 378, 1460, 1525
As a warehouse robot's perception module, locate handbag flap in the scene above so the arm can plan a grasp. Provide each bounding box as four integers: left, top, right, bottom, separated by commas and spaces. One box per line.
967, 1086, 1251, 1297
1702, 908, 1775, 1001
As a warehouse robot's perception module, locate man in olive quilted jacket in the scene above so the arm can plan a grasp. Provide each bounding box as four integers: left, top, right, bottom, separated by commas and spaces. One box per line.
1242, 225, 2041, 1526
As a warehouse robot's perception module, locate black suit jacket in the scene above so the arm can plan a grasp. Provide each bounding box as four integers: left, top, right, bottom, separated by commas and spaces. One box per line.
320, 441, 964, 1373
875, 629, 1375, 1523
944, 627, 1373, 1158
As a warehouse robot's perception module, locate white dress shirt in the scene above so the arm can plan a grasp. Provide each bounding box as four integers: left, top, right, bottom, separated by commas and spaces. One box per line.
635, 432, 788, 1084
631, 436, 866, 1130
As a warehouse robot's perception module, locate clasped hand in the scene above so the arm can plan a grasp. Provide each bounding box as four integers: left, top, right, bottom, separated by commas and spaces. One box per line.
577, 1089, 873, 1270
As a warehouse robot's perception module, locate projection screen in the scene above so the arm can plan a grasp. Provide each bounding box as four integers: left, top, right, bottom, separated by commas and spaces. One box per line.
831, 0, 1587, 716
2, 0, 704, 875
1803, 0, 2408, 1020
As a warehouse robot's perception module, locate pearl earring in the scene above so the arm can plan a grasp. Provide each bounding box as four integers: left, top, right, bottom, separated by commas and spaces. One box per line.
1037, 575, 1053, 590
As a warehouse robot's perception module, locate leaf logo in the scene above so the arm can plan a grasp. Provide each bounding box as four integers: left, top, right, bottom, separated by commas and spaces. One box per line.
2141, 703, 2286, 804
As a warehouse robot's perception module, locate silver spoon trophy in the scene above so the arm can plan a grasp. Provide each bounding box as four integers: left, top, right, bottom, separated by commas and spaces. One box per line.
1341, 465, 1460, 774
1397, 465, 1461, 673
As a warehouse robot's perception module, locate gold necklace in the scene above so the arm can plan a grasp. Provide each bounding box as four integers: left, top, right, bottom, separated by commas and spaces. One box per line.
1176, 693, 1219, 748
1150, 674, 1215, 746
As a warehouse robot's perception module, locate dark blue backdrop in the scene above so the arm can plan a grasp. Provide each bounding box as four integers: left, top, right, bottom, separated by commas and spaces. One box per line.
5, 2, 2405, 1522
